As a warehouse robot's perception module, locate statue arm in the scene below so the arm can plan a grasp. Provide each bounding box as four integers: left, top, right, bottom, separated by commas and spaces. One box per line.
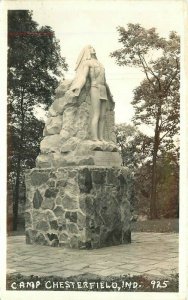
70, 62, 89, 96
106, 83, 113, 100
105, 76, 115, 110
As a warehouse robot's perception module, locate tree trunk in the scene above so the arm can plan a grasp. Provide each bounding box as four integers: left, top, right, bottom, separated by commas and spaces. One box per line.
13, 157, 21, 230
150, 138, 159, 219
150, 108, 161, 219
12, 88, 25, 231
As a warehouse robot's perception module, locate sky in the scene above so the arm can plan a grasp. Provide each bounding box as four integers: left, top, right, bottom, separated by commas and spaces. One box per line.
28, 1, 182, 131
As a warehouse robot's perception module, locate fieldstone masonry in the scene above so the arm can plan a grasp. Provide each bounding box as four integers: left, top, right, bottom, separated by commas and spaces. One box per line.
25, 166, 131, 249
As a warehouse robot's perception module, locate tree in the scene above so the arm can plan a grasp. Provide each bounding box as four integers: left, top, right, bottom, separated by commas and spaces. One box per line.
115, 123, 179, 218
115, 123, 152, 169
8, 10, 68, 230
115, 123, 152, 214
111, 24, 180, 218
156, 152, 179, 218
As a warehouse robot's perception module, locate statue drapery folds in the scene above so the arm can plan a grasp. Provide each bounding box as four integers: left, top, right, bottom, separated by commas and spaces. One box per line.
69, 45, 115, 141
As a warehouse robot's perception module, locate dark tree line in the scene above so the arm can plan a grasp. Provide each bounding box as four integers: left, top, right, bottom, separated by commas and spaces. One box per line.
112, 24, 180, 219
7, 10, 68, 230
115, 123, 179, 218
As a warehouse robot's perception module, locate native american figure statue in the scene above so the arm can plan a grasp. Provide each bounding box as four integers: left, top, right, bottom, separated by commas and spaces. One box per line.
25, 46, 131, 251
36, 45, 121, 168
69, 45, 114, 141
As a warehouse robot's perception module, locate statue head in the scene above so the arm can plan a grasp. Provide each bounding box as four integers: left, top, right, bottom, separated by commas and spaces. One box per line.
69, 45, 98, 96
75, 45, 97, 72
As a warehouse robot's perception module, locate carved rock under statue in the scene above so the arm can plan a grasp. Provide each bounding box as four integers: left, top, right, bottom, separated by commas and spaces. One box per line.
36, 79, 121, 168
25, 45, 132, 249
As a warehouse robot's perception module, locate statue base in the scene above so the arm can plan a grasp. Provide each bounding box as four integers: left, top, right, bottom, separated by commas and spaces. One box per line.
25, 166, 131, 249
36, 139, 122, 169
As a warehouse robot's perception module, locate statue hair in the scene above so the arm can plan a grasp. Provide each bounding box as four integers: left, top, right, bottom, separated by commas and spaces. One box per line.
75, 45, 97, 73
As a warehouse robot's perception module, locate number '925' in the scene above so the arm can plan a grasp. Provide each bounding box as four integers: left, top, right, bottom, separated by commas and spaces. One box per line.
150, 280, 169, 289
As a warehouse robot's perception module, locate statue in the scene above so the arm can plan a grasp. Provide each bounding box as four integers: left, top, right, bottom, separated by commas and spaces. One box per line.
69, 45, 114, 141
26, 45, 131, 251
36, 45, 121, 168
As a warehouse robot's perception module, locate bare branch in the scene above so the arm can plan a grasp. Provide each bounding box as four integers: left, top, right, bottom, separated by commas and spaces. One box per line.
164, 69, 179, 95
137, 53, 156, 91
141, 55, 161, 90
159, 128, 173, 142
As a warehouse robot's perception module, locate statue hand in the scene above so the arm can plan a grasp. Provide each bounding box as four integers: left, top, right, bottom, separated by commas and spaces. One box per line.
71, 87, 81, 97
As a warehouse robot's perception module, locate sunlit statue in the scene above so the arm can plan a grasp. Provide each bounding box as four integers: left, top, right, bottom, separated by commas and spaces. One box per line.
69, 45, 114, 141
37, 45, 121, 168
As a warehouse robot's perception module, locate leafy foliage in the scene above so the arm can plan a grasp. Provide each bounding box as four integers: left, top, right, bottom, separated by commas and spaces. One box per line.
7, 10, 68, 230
115, 124, 152, 212
111, 24, 180, 218
8, 10, 68, 108
115, 124, 179, 218
115, 123, 152, 168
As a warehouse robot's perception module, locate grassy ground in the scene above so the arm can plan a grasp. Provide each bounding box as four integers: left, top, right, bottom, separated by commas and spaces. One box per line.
131, 218, 179, 233
8, 218, 179, 236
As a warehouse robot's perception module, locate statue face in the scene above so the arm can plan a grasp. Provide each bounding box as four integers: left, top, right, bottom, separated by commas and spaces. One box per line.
88, 45, 96, 55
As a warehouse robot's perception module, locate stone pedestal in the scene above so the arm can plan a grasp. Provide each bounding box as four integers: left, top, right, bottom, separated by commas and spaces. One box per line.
25, 166, 131, 249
